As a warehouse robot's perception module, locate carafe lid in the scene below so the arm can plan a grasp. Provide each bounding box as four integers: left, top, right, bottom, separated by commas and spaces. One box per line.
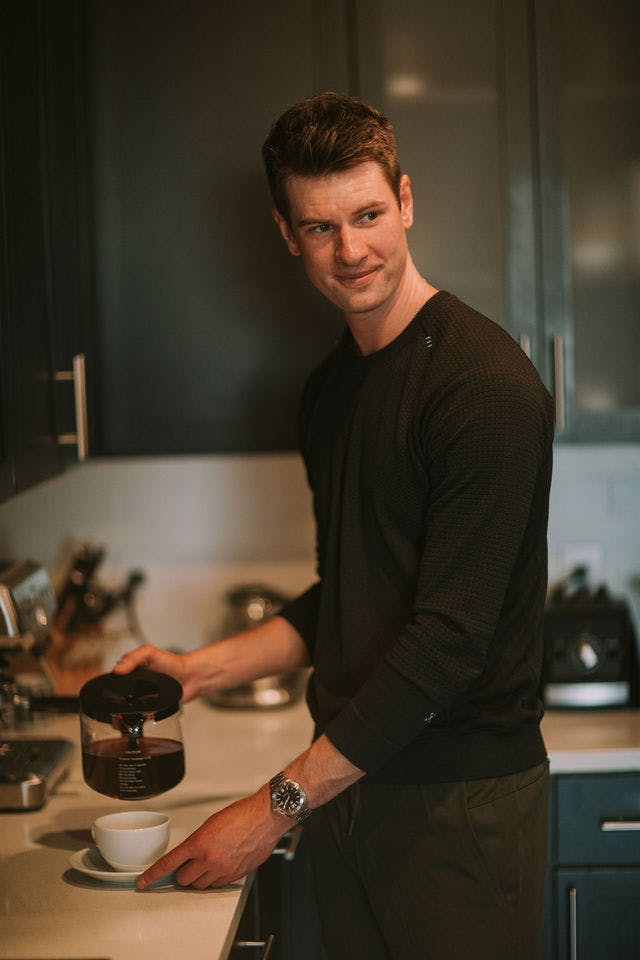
79, 668, 182, 722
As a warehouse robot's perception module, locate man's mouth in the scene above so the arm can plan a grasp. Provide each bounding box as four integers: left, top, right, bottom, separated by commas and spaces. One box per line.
335, 267, 380, 287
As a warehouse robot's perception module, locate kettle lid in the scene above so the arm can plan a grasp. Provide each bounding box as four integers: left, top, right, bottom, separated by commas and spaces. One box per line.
79, 668, 183, 722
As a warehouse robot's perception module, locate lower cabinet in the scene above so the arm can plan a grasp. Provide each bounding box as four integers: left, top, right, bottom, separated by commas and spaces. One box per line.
544, 772, 640, 960
555, 869, 640, 960
228, 827, 326, 960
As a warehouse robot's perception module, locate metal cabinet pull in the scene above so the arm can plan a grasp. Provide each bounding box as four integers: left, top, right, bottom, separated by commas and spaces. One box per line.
569, 886, 578, 960
519, 333, 531, 358
553, 335, 566, 430
232, 933, 275, 958
272, 825, 303, 861
601, 820, 640, 832
55, 353, 89, 460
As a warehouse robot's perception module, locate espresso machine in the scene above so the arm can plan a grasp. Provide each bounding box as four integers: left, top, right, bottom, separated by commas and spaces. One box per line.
0, 560, 73, 810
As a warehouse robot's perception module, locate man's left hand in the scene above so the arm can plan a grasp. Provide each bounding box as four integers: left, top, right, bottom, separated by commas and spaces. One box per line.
136, 786, 286, 890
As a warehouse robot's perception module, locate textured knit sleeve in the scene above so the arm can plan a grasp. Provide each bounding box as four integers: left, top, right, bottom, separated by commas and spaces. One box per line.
323, 362, 554, 773
279, 582, 321, 657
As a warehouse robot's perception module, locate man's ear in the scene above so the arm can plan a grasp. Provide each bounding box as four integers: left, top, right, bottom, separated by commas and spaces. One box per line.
399, 174, 414, 230
272, 208, 301, 257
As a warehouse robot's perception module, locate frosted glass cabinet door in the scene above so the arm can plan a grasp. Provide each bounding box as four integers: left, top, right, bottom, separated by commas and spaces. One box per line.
354, 0, 539, 350
536, 0, 640, 440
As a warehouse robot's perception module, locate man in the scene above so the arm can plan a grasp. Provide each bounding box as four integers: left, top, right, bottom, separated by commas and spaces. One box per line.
116, 93, 554, 959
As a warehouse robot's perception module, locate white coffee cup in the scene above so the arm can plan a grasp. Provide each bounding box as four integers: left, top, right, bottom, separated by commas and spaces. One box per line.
91, 810, 170, 872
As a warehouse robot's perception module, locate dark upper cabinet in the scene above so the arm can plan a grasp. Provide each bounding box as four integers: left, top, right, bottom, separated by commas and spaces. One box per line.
354, 0, 539, 350
535, 0, 640, 441
87, 0, 349, 455
355, 0, 640, 443
0, 0, 91, 503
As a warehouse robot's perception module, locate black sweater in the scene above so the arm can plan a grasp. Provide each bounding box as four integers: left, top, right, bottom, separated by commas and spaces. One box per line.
281, 291, 554, 783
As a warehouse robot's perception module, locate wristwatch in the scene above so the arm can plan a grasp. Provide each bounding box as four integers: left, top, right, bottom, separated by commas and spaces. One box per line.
269, 771, 312, 824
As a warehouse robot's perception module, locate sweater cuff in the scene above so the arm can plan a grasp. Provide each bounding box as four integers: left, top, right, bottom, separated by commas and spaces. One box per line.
323, 660, 440, 774
278, 582, 321, 657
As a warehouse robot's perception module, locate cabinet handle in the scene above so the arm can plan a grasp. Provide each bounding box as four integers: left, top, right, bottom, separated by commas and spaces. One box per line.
601, 820, 640, 832
55, 353, 89, 460
569, 886, 578, 960
553, 335, 565, 430
272, 825, 303, 862
232, 933, 275, 958
519, 333, 531, 358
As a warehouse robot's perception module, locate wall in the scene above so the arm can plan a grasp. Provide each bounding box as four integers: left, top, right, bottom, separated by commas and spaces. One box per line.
0, 447, 639, 653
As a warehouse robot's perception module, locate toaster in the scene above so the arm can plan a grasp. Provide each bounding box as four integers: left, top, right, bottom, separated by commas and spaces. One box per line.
541, 586, 639, 709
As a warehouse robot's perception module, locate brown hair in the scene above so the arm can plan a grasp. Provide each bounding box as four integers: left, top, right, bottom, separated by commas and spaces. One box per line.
262, 92, 402, 219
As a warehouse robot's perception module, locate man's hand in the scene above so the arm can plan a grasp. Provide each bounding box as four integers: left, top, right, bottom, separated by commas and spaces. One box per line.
136, 785, 287, 890
113, 617, 310, 703
114, 645, 203, 701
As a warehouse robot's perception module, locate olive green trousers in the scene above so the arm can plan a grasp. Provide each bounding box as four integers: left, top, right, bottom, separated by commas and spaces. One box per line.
306, 761, 549, 960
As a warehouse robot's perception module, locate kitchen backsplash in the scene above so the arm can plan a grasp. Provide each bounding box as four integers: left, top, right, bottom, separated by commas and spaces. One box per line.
0, 447, 638, 652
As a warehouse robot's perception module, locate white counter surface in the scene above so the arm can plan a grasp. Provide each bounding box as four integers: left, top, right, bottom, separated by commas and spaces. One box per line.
542, 708, 640, 773
1, 699, 639, 960
0, 698, 315, 960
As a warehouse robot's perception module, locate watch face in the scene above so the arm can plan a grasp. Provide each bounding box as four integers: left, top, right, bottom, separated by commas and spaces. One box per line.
274, 780, 304, 815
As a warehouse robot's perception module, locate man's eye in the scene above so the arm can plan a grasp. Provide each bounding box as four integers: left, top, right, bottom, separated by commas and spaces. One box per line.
311, 223, 332, 234
361, 211, 378, 223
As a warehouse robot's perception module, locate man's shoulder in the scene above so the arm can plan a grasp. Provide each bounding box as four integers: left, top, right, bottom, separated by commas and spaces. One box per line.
419, 291, 554, 429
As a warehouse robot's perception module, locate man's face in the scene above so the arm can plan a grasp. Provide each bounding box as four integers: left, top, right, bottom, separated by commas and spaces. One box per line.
272, 161, 414, 321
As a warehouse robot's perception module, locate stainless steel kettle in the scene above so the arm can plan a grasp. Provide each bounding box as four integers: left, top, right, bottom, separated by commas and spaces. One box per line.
206, 584, 305, 709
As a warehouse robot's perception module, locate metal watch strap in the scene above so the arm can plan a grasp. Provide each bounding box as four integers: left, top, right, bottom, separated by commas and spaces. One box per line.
269, 771, 311, 824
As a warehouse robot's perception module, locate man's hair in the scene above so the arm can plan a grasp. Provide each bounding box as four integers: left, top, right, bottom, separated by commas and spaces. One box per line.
262, 92, 402, 220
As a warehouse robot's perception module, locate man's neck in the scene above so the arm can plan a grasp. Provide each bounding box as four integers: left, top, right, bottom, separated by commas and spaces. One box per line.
346, 264, 438, 356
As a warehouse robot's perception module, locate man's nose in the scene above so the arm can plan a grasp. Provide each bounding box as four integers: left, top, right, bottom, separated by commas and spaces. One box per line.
335, 226, 365, 264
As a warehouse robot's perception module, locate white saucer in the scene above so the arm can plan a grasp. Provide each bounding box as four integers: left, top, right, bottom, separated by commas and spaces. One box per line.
68, 847, 143, 884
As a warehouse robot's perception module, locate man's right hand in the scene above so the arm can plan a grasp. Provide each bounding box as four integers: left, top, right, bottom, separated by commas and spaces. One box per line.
113, 616, 309, 705
113, 645, 202, 702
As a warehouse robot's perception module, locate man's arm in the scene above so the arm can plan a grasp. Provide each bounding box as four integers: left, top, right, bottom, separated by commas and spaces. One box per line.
113, 612, 311, 700
135, 732, 363, 890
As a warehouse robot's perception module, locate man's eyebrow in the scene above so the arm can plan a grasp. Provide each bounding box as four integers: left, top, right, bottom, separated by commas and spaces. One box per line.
296, 200, 387, 228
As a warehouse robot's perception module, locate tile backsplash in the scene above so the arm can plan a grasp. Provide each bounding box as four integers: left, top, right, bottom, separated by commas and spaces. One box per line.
0, 446, 638, 650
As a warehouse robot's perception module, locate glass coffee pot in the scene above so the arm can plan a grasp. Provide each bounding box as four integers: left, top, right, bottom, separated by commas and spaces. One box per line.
79, 668, 185, 800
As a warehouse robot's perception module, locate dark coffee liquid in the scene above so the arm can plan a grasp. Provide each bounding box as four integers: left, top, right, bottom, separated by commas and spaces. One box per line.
82, 736, 185, 799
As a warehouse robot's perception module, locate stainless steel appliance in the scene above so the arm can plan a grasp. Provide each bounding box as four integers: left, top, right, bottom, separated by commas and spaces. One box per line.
541, 572, 639, 709
206, 584, 305, 709
0, 737, 73, 810
0, 560, 57, 648
0, 560, 58, 722
0, 561, 74, 809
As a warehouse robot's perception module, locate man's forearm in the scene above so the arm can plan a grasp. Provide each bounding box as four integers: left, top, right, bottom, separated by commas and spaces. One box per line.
185, 614, 311, 697
277, 733, 365, 810
114, 614, 310, 701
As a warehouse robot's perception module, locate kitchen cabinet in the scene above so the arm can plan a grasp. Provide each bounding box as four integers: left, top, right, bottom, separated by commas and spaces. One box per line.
355, 0, 640, 443
84, 0, 638, 456
230, 828, 326, 960
545, 772, 640, 959
0, 0, 92, 504
87, 0, 348, 455
535, 0, 640, 441
354, 0, 539, 350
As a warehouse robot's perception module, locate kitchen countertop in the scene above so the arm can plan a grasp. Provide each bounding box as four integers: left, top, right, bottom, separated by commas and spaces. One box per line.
0, 697, 315, 960
1, 699, 639, 960
542, 707, 640, 773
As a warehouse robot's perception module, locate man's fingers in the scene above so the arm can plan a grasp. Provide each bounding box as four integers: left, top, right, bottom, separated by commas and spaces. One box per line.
136, 843, 191, 890
113, 645, 156, 674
